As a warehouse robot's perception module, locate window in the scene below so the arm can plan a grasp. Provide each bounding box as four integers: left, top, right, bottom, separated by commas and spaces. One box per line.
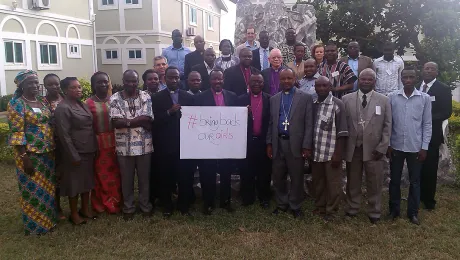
67, 44, 81, 58
126, 0, 138, 4
70, 45, 78, 54
207, 14, 213, 30
102, 0, 114, 5
106, 50, 118, 59
128, 49, 142, 59
189, 7, 197, 25
4, 40, 24, 65
39, 43, 58, 65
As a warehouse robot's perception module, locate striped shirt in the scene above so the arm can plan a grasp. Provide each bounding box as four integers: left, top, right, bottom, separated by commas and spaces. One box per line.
373, 56, 404, 96
388, 88, 432, 152
318, 60, 357, 99
313, 93, 348, 162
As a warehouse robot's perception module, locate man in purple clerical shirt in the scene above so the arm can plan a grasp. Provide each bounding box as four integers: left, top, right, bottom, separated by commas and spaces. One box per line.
262, 49, 287, 95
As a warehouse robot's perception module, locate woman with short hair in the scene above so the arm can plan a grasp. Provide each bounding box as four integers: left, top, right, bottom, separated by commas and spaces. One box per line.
214, 39, 240, 72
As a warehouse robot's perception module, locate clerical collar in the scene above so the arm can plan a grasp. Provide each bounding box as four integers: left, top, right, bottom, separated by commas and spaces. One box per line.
271, 66, 281, 72
169, 89, 178, 94
283, 87, 295, 95
221, 54, 231, 58
252, 92, 261, 97
211, 88, 222, 95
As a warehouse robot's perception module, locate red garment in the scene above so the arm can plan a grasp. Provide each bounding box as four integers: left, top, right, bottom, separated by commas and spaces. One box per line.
86, 98, 122, 214
211, 88, 226, 106
250, 93, 263, 136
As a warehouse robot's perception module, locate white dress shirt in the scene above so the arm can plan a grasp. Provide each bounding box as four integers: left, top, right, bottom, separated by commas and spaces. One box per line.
373, 56, 404, 96
419, 78, 436, 93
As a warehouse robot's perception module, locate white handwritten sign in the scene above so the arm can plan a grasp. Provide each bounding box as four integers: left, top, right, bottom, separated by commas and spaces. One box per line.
180, 106, 248, 159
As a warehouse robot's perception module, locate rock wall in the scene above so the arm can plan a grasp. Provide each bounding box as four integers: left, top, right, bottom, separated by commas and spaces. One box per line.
235, 0, 317, 53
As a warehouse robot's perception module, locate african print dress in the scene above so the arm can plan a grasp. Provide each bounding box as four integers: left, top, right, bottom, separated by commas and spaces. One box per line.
86, 98, 122, 214
7, 97, 57, 235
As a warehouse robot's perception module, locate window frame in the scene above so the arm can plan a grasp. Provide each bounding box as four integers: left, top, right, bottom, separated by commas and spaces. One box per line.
102, 48, 122, 65
125, 48, 146, 65
207, 13, 214, 31
124, 0, 142, 9
189, 7, 197, 26
67, 43, 82, 59
98, 0, 118, 10
37, 42, 61, 70
4, 39, 26, 68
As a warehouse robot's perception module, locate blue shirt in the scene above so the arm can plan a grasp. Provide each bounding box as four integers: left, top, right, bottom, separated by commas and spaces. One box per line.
299, 73, 319, 100
347, 57, 359, 91
169, 89, 179, 105
278, 87, 295, 135
161, 45, 191, 77
388, 88, 432, 152
159, 82, 167, 91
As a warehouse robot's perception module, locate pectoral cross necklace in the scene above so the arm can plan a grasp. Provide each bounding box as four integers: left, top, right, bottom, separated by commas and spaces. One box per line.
281, 92, 294, 131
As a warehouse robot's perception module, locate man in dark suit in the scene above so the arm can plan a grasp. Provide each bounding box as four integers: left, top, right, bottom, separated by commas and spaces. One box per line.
251, 31, 273, 71
223, 47, 260, 96
151, 66, 195, 217
190, 48, 215, 91
419, 62, 452, 211
194, 68, 238, 215
237, 73, 272, 208
262, 48, 287, 95
340, 41, 373, 92
184, 35, 205, 80
267, 68, 314, 218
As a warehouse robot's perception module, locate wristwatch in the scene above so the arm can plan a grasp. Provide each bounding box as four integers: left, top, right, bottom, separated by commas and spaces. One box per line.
126, 120, 131, 127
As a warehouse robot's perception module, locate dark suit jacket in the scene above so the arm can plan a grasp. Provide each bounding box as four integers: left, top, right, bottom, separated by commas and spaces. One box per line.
151, 88, 194, 154
191, 63, 211, 91
237, 92, 271, 141
54, 99, 97, 162
223, 65, 260, 97
424, 80, 452, 145
251, 47, 273, 71
184, 50, 204, 79
194, 89, 238, 107
340, 55, 373, 77
261, 65, 288, 94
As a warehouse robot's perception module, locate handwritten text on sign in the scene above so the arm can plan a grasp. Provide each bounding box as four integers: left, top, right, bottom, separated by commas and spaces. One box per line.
180, 106, 248, 159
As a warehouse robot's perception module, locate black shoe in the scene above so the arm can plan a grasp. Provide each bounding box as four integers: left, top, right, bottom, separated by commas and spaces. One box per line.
181, 211, 193, 217
369, 217, 380, 225
163, 211, 172, 219
291, 209, 304, 218
409, 216, 420, 225
241, 201, 254, 207
345, 212, 357, 218
259, 201, 270, 209
202, 206, 213, 216
141, 211, 153, 218
123, 213, 135, 221
386, 213, 400, 221
272, 207, 287, 215
220, 203, 235, 213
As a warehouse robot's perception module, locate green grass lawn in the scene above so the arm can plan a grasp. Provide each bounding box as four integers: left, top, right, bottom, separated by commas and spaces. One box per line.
1, 163, 460, 259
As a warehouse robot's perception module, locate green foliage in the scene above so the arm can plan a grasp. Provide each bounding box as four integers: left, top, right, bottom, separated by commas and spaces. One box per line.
453, 135, 460, 186
0, 94, 14, 112
0, 122, 14, 164
449, 101, 460, 184
78, 78, 92, 101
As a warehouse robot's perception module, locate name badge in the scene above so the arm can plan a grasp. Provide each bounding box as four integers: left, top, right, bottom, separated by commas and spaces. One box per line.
376, 106, 381, 115
32, 108, 42, 113
431, 96, 436, 102
386, 69, 392, 75
332, 71, 340, 77
320, 115, 329, 122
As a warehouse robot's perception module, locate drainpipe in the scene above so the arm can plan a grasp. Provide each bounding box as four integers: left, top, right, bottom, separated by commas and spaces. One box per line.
89, 0, 97, 72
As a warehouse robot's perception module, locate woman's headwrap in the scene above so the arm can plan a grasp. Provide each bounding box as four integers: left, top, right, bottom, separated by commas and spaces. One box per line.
13, 70, 38, 98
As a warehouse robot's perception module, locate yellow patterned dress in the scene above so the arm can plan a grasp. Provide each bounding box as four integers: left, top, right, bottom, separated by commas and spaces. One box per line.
7, 97, 57, 235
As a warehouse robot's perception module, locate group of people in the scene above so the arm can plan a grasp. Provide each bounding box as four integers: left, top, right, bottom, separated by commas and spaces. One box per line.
7, 27, 452, 236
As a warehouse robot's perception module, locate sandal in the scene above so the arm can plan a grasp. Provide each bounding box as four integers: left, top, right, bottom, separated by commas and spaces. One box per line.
68, 216, 87, 226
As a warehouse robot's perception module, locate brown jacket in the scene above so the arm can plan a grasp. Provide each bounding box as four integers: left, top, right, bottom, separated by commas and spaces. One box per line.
54, 99, 97, 162
340, 55, 373, 77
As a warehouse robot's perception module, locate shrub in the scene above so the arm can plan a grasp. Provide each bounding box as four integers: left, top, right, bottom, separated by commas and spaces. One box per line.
0, 94, 14, 112
78, 78, 92, 101
0, 122, 14, 164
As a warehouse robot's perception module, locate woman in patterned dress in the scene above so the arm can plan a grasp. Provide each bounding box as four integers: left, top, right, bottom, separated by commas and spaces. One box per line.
44, 73, 66, 220
7, 70, 57, 235
86, 72, 122, 214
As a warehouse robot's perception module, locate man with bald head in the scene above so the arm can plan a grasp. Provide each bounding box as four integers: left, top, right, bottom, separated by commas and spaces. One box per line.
223, 47, 260, 96
267, 68, 313, 218
340, 41, 373, 92
342, 68, 392, 224
419, 62, 452, 211
311, 76, 348, 221
261, 48, 287, 95
184, 35, 206, 81
299, 58, 320, 99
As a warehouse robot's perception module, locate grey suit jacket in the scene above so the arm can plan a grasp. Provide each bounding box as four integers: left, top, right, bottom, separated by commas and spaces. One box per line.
340, 55, 373, 77
267, 88, 314, 158
55, 99, 97, 162
342, 91, 391, 162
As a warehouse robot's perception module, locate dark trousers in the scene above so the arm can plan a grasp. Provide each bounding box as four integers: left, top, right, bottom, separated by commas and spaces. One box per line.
155, 152, 180, 212
420, 143, 440, 209
199, 159, 233, 208
240, 137, 272, 204
177, 159, 197, 213
389, 150, 421, 218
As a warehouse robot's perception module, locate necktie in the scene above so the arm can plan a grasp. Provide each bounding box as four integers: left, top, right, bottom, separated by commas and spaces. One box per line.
263, 49, 269, 70
362, 94, 367, 108
423, 84, 428, 93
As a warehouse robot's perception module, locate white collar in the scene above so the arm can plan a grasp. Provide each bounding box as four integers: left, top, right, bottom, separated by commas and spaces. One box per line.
421, 78, 436, 89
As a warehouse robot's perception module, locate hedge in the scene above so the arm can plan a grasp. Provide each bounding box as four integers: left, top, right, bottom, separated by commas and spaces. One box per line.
0, 122, 14, 164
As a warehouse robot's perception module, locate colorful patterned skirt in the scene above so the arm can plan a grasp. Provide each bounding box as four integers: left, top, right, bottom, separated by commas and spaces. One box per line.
91, 132, 122, 214
15, 151, 57, 235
